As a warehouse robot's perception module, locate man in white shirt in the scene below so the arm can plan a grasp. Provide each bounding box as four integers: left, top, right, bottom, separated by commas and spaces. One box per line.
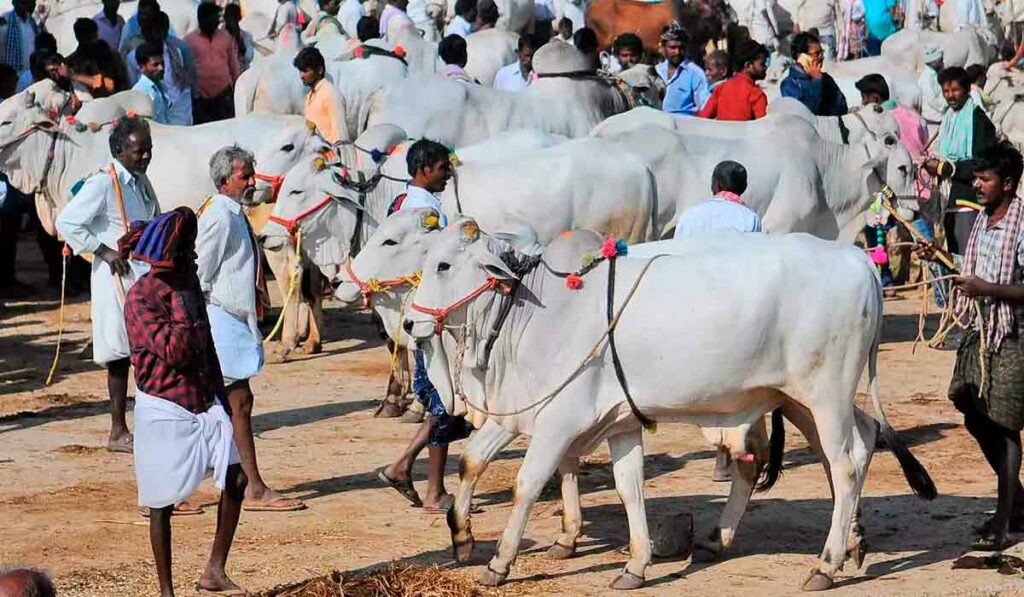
445, 0, 475, 38
493, 34, 537, 92
196, 146, 306, 513
379, 139, 474, 513
675, 160, 762, 238
55, 116, 160, 453
919, 44, 945, 125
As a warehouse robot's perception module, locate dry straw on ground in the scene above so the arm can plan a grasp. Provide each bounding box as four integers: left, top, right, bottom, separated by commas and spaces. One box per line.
256, 563, 484, 597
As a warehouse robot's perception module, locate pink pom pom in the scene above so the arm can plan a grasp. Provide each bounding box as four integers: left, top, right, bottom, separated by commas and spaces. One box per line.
565, 274, 583, 290
601, 238, 618, 259
868, 246, 888, 266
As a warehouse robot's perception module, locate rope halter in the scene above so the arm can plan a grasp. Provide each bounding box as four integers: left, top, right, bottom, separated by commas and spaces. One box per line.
254, 172, 285, 202
266, 195, 334, 245
344, 257, 421, 309
411, 276, 510, 336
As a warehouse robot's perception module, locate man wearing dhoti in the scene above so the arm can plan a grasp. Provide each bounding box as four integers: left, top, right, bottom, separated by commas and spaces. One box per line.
196, 146, 305, 512
120, 206, 247, 597
56, 116, 159, 453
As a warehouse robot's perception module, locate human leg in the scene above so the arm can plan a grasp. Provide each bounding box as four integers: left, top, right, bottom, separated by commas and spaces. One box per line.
226, 381, 304, 511
107, 358, 132, 451
199, 463, 247, 593
149, 505, 174, 597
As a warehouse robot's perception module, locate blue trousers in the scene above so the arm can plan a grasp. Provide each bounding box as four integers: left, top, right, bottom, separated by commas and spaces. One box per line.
413, 350, 472, 447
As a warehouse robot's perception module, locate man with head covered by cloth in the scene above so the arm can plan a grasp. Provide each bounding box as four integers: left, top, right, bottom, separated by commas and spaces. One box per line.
121, 206, 248, 597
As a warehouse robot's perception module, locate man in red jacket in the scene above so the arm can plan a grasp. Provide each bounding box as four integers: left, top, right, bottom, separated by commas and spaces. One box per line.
699, 40, 770, 121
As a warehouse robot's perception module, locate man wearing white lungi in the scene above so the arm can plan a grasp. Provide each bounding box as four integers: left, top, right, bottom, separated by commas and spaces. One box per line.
55, 116, 159, 453
122, 206, 247, 597
196, 146, 305, 512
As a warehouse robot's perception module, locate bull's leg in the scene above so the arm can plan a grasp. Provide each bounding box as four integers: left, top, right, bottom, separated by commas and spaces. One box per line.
298, 267, 324, 355
547, 457, 582, 560
694, 418, 769, 563
845, 408, 878, 570
448, 420, 517, 563
608, 429, 651, 590
781, 400, 834, 498
802, 397, 861, 592
479, 428, 577, 587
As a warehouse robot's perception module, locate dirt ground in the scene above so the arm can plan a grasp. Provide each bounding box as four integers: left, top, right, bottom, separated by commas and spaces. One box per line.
5, 238, 1024, 597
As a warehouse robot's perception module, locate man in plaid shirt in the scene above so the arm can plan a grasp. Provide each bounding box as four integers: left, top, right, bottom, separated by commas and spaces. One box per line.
122, 207, 248, 597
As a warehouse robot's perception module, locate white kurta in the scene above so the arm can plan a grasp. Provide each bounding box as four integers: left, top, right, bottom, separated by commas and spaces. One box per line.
133, 391, 239, 508
55, 160, 160, 364
196, 194, 264, 384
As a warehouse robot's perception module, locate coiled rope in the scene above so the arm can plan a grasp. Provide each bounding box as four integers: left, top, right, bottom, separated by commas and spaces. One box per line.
262, 230, 302, 346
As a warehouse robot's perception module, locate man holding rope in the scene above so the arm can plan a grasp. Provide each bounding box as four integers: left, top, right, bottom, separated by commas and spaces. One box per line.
920, 141, 1024, 551
56, 116, 159, 454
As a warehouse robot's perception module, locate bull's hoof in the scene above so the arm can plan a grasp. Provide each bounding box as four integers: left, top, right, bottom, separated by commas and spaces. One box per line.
400, 403, 425, 424
690, 544, 721, 563
801, 570, 834, 592
263, 345, 292, 364
375, 399, 406, 418
476, 565, 507, 587
295, 341, 322, 355
546, 541, 576, 560
609, 571, 645, 590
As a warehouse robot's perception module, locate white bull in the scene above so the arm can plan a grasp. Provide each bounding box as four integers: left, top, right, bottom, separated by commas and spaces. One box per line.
364, 42, 659, 146
881, 27, 995, 72
262, 131, 654, 280
405, 222, 937, 591
592, 108, 915, 240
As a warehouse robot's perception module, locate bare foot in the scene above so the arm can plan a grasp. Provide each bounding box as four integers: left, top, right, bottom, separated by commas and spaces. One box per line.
422, 493, 454, 513
197, 568, 247, 595
107, 432, 133, 453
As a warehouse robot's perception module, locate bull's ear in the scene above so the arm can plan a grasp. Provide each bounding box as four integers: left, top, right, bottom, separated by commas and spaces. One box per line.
480, 252, 516, 281
492, 221, 541, 256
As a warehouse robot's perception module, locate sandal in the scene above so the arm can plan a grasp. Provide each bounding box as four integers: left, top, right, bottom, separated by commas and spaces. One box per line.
378, 467, 422, 507
973, 516, 1024, 535
972, 533, 1011, 551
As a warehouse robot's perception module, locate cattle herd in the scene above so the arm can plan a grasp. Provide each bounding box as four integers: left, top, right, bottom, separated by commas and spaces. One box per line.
8, 0, 1024, 592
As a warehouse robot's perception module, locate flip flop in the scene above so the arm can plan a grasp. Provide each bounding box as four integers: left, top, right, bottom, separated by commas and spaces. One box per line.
423, 494, 455, 514
195, 582, 249, 596
377, 467, 422, 507
139, 502, 206, 518
971, 533, 1011, 551
242, 496, 306, 512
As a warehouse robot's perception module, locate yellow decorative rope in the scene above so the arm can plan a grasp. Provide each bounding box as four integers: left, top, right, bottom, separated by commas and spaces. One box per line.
263, 231, 302, 346
45, 244, 70, 386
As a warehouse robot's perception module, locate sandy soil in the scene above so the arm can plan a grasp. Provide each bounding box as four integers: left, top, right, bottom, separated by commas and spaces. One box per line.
4, 238, 1024, 597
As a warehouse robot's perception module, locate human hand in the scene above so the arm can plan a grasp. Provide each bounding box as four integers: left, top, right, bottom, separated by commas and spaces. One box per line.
953, 275, 991, 298
917, 157, 939, 177
913, 238, 939, 262
97, 246, 130, 277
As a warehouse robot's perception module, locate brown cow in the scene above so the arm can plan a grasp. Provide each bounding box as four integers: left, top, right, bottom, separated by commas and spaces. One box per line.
586, 0, 729, 57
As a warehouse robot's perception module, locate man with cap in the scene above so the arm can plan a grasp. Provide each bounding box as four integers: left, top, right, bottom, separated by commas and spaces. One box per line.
656, 22, 710, 116
919, 44, 945, 126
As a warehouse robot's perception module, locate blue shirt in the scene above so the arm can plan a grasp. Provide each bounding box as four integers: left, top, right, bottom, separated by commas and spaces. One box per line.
674, 197, 762, 239
780, 66, 848, 117
132, 75, 170, 124
656, 60, 710, 116
863, 0, 898, 41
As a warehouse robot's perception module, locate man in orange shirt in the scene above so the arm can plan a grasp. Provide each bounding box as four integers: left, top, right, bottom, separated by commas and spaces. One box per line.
698, 40, 770, 121
293, 47, 344, 143
185, 2, 240, 124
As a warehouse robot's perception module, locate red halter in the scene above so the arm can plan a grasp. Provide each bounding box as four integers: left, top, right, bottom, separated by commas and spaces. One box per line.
410, 276, 509, 335
266, 195, 334, 245
254, 172, 285, 202
344, 258, 421, 308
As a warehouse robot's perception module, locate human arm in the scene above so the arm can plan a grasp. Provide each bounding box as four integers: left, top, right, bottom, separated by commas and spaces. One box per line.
1005, 41, 1024, 69
751, 87, 768, 118
825, 74, 848, 115
697, 86, 719, 118
692, 69, 711, 112
126, 281, 203, 369
781, 73, 822, 113
194, 208, 230, 296
227, 34, 241, 83
55, 175, 108, 257
953, 276, 1024, 303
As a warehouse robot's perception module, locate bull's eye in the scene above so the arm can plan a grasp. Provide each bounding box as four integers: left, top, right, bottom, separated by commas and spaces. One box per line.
884, 135, 897, 147
289, 189, 302, 195
382, 239, 398, 246
281, 143, 295, 151
437, 262, 450, 272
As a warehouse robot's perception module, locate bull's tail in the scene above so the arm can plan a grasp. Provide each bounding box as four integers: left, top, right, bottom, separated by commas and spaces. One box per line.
867, 281, 938, 500
755, 407, 785, 493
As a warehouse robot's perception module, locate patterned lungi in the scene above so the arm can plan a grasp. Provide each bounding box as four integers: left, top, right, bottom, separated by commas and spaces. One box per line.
949, 328, 1024, 431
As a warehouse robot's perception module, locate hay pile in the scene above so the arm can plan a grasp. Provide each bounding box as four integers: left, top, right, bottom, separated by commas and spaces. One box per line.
256, 563, 485, 597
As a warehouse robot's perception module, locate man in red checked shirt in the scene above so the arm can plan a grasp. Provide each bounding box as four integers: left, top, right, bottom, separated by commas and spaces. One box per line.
121, 207, 247, 597
698, 40, 770, 121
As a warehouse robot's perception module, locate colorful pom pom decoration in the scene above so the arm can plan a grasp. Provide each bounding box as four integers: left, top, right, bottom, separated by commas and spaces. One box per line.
370, 148, 384, 163
354, 46, 365, 58
565, 274, 583, 290
393, 45, 406, 57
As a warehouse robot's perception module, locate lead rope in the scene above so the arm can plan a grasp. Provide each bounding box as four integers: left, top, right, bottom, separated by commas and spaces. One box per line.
44, 243, 71, 386
262, 230, 302, 345
451, 254, 670, 419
